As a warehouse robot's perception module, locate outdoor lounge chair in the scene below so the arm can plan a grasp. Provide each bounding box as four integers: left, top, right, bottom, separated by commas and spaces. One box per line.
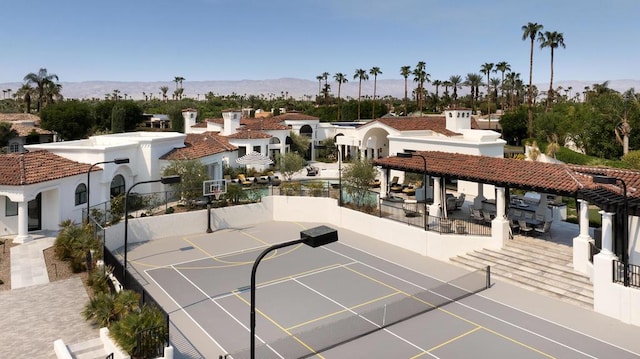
237, 174, 252, 186
369, 179, 381, 188
470, 208, 484, 223
390, 176, 404, 193
306, 166, 319, 176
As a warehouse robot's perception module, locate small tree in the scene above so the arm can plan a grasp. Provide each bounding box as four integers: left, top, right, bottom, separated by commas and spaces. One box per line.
275, 152, 306, 181
342, 158, 377, 208
289, 132, 311, 158
162, 159, 209, 207
111, 104, 126, 133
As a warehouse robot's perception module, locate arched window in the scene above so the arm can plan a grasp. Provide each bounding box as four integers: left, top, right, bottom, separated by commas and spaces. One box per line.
110, 175, 125, 197
75, 183, 87, 206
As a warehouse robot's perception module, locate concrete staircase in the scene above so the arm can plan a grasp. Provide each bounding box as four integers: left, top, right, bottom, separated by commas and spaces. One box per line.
450, 235, 593, 309
66, 338, 107, 359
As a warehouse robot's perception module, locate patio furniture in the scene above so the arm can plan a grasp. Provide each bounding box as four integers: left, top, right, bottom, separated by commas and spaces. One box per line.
455, 193, 466, 209
534, 221, 552, 239
237, 174, 252, 186
402, 185, 416, 196
470, 208, 484, 223
482, 211, 495, 223
369, 179, 381, 188
390, 176, 403, 193
306, 166, 319, 176
518, 220, 534, 236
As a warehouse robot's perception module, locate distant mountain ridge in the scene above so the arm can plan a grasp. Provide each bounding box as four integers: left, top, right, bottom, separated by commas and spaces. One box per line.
1, 78, 639, 101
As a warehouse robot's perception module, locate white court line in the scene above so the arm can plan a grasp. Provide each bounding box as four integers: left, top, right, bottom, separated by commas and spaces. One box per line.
145, 242, 270, 273
144, 267, 227, 356
211, 261, 357, 301
168, 264, 285, 359
292, 277, 440, 358
327, 242, 634, 358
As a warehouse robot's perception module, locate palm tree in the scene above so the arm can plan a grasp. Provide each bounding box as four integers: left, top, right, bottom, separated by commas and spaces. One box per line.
322, 72, 330, 102
334, 73, 348, 121
353, 69, 369, 120
369, 67, 382, 117
505, 72, 521, 110
412, 61, 429, 114
464, 73, 483, 110
44, 82, 63, 105
490, 77, 501, 106
432, 80, 442, 98
23, 68, 59, 112
480, 62, 495, 124
495, 61, 511, 111
522, 22, 544, 137
316, 75, 323, 99
616, 88, 637, 155
15, 84, 32, 113
448, 75, 462, 104
400, 66, 411, 115
539, 31, 566, 111
160, 86, 169, 103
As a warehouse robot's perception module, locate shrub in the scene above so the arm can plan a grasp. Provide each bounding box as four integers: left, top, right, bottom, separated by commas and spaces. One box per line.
54, 221, 100, 272
109, 305, 167, 356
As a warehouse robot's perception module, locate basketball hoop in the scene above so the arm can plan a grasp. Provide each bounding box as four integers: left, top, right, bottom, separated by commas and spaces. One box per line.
212, 188, 222, 200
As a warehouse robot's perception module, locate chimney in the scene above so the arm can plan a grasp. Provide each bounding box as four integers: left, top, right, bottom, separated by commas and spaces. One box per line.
222, 109, 242, 136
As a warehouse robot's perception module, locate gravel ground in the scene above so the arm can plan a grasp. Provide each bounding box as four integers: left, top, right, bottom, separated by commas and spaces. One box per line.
0, 238, 86, 292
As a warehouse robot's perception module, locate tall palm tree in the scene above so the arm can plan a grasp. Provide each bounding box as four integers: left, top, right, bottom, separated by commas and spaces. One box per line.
400, 66, 411, 115
432, 80, 442, 98
322, 72, 330, 102
464, 73, 483, 110
353, 69, 369, 120
495, 61, 511, 112
448, 75, 462, 104
160, 86, 169, 103
15, 83, 33, 113
334, 73, 348, 121
23, 68, 59, 112
412, 61, 429, 114
369, 67, 382, 117
522, 22, 544, 137
539, 31, 566, 111
316, 75, 323, 99
480, 62, 495, 125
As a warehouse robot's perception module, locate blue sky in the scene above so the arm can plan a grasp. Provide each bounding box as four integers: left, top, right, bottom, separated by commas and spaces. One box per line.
2, 0, 639, 84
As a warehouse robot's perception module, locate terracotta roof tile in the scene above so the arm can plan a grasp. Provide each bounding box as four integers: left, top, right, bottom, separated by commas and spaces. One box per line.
0, 113, 41, 124
271, 111, 319, 121
226, 130, 272, 139
242, 118, 289, 131
0, 150, 95, 186
160, 132, 237, 160
374, 151, 590, 195
10, 124, 54, 136
363, 116, 476, 136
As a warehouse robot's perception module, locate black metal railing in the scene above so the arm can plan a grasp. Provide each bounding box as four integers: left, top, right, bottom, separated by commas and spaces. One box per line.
613, 260, 640, 288
134, 325, 169, 359
105, 353, 114, 359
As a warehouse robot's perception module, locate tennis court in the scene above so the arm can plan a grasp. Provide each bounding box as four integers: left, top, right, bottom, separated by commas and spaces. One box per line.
124, 221, 640, 358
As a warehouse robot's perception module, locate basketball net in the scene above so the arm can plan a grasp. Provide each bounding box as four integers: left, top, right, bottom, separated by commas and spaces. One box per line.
212, 188, 222, 200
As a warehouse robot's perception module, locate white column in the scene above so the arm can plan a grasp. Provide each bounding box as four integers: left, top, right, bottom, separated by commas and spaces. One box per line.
430, 177, 442, 217
13, 201, 32, 244
495, 187, 506, 219
593, 210, 620, 318
599, 210, 615, 256
573, 199, 593, 274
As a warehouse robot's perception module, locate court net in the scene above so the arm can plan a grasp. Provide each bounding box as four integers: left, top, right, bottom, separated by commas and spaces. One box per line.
229, 266, 491, 359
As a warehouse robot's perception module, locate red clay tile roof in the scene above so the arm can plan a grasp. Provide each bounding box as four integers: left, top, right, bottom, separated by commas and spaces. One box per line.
226, 130, 272, 139
10, 124, 54, 136
160, 132, 237, 160
374, 151, 592, 195
271, 111, 319, 121
242, 118, 288, 131
362, 116, 477, 136
0, 150, 95, 186
0, 113, 41, 124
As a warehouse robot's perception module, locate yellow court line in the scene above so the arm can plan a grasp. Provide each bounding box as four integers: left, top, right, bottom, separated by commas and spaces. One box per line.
244, 263, 344, 292
343, 266, 555, 358
286, 291, 402, 331
240, 229, 271, 246
233, 291, 325, 359
410, 326, 482, 359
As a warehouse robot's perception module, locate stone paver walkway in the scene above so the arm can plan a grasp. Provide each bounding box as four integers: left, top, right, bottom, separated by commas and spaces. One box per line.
0, 277, 99, 358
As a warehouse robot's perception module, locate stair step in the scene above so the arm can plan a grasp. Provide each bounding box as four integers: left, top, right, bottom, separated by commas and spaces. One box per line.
481, 249, 588, 283
450, 256, 593, 309
512, 235, 573, 250
505, 241, 573, 262
466, 251, 592, 292
67, 338, 105, 359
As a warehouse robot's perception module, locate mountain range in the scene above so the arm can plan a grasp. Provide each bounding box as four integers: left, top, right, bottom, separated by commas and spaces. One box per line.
1, 78, 639, 101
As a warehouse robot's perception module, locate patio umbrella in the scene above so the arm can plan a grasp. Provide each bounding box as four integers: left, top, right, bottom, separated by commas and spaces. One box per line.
235, 151, 274, 167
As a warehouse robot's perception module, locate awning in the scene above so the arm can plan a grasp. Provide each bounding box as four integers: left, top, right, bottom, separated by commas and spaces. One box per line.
235, 151, 274, 166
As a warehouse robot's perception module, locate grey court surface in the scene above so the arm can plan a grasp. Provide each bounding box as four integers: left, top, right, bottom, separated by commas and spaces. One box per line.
124, 221, 640, 359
